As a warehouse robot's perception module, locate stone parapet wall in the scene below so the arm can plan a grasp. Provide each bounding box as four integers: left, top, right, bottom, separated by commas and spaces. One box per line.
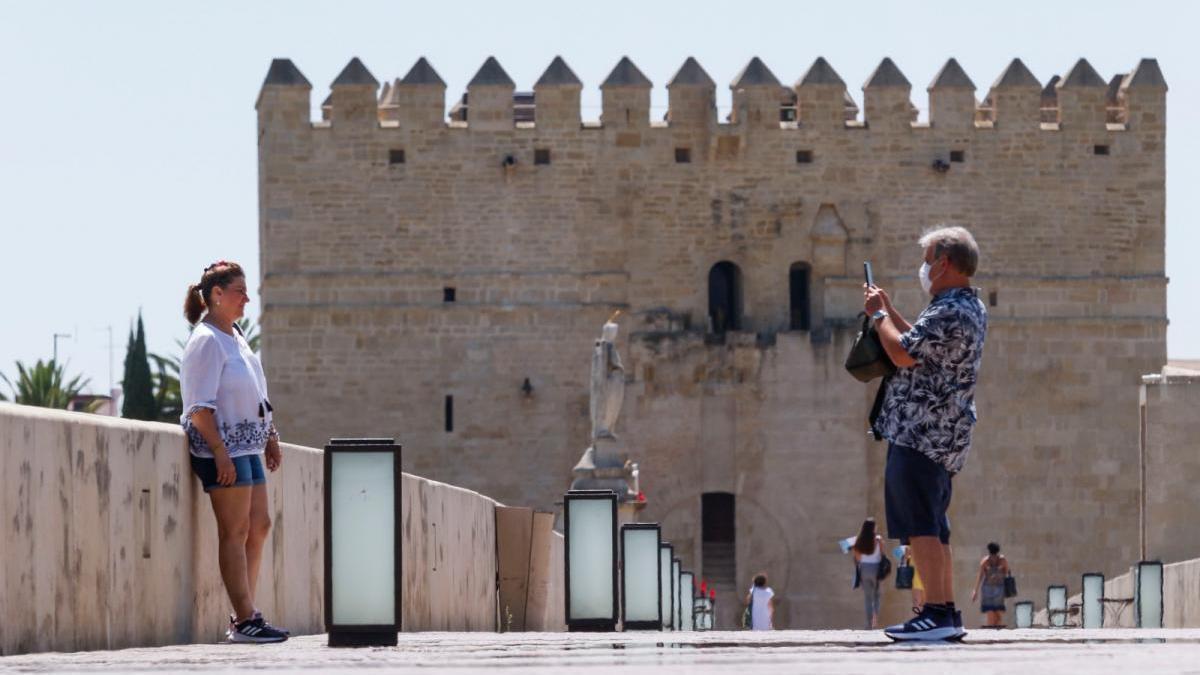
0, 403, 563, 656
1033, 557, 1200, 628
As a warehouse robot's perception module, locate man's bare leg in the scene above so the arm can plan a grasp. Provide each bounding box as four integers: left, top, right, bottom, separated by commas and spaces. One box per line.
909, 537, 947, 604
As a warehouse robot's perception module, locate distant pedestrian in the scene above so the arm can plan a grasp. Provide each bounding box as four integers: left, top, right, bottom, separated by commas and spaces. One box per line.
181, 261, 288, 643
852, 519, 885, 629
744, 573, 775, 630
971, 542, 1009, 628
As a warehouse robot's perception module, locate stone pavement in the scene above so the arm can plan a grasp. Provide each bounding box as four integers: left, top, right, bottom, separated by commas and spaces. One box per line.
4, 629, 1200, 674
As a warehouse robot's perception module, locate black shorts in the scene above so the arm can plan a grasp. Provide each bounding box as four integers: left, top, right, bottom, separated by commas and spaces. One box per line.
885, 443, 952, 545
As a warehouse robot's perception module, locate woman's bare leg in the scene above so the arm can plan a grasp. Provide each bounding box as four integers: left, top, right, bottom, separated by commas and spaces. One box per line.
210, 486, 255, 620
245, 483, 272, 601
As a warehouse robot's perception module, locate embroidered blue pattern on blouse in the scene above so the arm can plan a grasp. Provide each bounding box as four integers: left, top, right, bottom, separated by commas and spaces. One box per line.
184, 416, 271, 457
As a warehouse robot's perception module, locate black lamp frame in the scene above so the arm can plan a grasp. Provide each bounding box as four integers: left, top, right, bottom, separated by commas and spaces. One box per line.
323, 438, 403, 647
619, 523, 663, 631
1135, 560, 1164, 629
563, 489, 619, 632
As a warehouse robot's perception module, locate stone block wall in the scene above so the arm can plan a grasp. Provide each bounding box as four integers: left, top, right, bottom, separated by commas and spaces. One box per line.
257, 55, 1167, 628
1141, 373, 1200, 564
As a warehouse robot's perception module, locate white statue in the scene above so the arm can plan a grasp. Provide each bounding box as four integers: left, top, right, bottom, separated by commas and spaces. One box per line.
570, 312, 637, 499
590, 318, 625, 441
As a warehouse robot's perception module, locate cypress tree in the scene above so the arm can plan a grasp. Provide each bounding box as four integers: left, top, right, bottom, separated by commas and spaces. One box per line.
121, 312, 156, 420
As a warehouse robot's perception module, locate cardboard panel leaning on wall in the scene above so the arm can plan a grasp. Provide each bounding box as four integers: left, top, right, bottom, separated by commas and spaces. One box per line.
525, 511, 567, 632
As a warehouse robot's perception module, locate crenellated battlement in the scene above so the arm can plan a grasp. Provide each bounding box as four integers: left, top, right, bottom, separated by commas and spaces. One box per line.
257, 55, 1166, 135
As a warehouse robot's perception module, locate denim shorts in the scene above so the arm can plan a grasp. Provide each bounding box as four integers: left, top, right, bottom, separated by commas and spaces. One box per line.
190, 454, 266, 492
884, 443, 952, 544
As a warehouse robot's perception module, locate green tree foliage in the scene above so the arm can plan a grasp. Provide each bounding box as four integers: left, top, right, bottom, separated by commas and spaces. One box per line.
121, 312, 157, 420
0, 359, 91, 409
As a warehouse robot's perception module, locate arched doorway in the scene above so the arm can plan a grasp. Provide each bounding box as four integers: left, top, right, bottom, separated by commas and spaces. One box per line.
708, 262, 743, 334
701, 492, 736, 627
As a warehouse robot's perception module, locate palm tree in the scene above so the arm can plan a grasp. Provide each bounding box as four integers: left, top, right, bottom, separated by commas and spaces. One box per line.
0, 359, 92, 409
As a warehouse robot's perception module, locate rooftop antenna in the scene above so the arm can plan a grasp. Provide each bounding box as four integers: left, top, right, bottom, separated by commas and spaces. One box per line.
53, 332, 72, 364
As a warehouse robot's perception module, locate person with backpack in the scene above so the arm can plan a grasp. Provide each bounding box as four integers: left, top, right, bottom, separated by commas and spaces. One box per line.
852, 518, 886, 629
743, 573, 776, 630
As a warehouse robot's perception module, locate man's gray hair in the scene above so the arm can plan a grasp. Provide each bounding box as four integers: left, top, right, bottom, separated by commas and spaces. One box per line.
919, 225, 979, 277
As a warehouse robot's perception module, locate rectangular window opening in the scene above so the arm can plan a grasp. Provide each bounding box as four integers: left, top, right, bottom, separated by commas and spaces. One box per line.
795, 149, 813, 164
534, 148, 551, 165
675, 147, 691, 163
989, 290, 998, 307
950, 150, 966, 163
1094, 144, 1110, 156
443, 287, 456, 303
444, 395, 454, 433
389, 149, 406, 165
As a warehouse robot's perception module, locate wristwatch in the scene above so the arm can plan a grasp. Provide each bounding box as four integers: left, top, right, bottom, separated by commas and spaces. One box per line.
871, 309, 889, 325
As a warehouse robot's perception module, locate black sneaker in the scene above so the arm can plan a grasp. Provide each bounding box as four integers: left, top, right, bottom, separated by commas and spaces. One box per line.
884, 605, 958, 642
253, 610, 290, 636
229, 616, 288, 643
947, 609, 967, 641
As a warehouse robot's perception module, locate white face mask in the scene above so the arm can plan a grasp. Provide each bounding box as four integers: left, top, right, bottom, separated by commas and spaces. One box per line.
919, 262, 934, 295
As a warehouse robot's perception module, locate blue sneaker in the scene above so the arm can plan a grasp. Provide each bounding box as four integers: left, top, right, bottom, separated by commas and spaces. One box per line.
885, 604, 958, 642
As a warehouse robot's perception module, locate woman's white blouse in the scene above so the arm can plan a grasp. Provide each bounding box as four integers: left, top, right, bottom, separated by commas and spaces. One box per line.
179, 322, 273, 458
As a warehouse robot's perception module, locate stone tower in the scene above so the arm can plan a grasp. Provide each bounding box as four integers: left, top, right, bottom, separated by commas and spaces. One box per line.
256, 55, 1167, 629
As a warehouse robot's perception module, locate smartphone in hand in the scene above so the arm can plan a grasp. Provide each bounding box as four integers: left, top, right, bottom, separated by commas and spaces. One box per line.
863, 261, 874, 287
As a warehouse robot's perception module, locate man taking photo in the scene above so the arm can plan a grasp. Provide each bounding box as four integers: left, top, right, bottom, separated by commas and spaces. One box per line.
863, 225, 988, 641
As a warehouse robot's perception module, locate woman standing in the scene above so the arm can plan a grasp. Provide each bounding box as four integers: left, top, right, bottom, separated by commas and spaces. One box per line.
852, 518, 885, 629
971, 542, 1009, 628
181, 261, 287, 643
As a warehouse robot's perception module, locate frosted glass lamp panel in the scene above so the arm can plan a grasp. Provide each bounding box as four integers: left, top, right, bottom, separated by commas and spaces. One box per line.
660, 548, 673, 630
1015, 601, 1033, 628
672, 559, 682, 630
1082, 574, 1104, 629
1047, 586, 1068, 628
330, 451, 396, 625
622, 529, 660, 623
680, 572, 695, 631
567, 498, 615, 619
1137, 562, 1163, 628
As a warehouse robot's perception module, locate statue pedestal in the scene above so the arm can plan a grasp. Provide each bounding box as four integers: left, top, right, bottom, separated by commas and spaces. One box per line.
570, 437, 639, 506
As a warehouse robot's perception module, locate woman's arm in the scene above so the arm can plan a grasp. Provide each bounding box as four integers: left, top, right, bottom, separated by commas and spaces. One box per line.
971, 559, 985, 600
190, 409, 236, 486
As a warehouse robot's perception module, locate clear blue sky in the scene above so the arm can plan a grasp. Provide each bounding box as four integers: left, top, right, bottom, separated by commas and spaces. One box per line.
1, 0, 1196, 395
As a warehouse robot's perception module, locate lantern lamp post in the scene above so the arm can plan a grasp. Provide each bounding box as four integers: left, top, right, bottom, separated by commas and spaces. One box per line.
1082, 572, 1105, 629
1136, 560, 1164, 628
324, 438, 403, 647
680, 571, 695, 631
659, 543, 674, 631
620, 523, 662, 630
671, 558, 682, 630
1014, 600, 1034, 628
563, 489, 619, 631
